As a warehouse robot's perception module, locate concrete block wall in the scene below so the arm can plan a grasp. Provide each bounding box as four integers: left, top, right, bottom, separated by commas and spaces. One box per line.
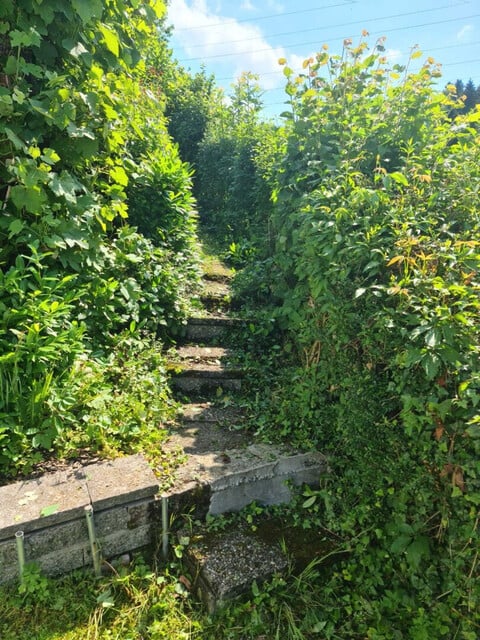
0, 454, 159, 584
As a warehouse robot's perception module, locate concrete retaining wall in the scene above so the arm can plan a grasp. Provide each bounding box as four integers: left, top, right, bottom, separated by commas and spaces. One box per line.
0, 455, 159, 584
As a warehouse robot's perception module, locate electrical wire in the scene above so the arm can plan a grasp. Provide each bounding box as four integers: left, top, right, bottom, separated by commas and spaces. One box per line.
172, 3, 467, 50
175, 14, 480, 63
171, 0, 471, 31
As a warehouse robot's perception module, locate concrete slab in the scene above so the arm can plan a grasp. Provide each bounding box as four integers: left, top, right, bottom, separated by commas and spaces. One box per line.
84, 455, 159, 510
183, 526, 288, 613
176, 346, 229, 362
165, 443, 327, 516
164, 422, 250, 454
0, 466, 90, 540
0, 455, 160, 583
179, 403, 245, 424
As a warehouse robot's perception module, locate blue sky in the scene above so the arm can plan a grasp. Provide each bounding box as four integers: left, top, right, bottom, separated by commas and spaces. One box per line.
167, 0, 480, 118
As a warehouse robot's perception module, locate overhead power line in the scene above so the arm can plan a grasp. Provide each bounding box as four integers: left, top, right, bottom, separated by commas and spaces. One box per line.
172, 1, 360, 31
173, 4, 464, 51
176, 14, 480, 63
172, 0, 471, 31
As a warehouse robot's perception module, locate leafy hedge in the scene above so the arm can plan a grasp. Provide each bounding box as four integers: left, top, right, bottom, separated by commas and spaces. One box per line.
259, 40, 480, 637
0, 0, 199, 476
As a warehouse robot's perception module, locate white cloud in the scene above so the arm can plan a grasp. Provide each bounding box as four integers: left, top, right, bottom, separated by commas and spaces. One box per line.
457, 24, 474, 43
267, 0, 284, 12
240, 0, 256, 10
385, 48, 402, 64
168, 0, 293, 89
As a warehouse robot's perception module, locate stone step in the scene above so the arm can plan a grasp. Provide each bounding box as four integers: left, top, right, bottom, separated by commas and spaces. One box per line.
175, 345, 230, 363
181, 525, 288, 613
181, 316, 245, 345
179, 516, 340, 613
179, 402, 245, 425
162, 440, 327, 519
199, 281, 231, 312
170, 346, 243, 395
171, 370, 243, 395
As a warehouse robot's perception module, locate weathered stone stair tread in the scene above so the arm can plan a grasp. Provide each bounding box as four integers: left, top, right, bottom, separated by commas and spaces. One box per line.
171, 346, 243, 379
164, 421, 249, 454
182, 316, 246, 344
176, 345, 229, 362
179, 402, 245, 423
173, 361, 243, 376
201, 281, 231, 299
163, 442, 327, 515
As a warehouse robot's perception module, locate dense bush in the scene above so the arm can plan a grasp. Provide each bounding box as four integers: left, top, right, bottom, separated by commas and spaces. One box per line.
0, 0, 199, 476
253, 40, 480, 636
195, 73, 276, 257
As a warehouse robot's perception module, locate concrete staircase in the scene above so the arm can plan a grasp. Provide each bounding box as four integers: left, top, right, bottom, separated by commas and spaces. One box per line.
163, 259, 327, 610
0, 256, 327, 612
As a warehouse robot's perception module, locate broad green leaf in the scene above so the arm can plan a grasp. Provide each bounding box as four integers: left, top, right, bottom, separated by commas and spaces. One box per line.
390, 534, 411, 554
422, 353, 440, 380
8, 218, 24, 237
10, 28, 41, 48
49, 173, 83, 203
405, 536, 429, 568
41, 148, 61, 165
389, 172, 409, 186
109, 165, 129, 187
10, 185, 47, 213
0, 93, 13, 117
424, 328, 438, 348
5, 127, 23, 149
98, 24, 120, 57
71, 0, 103, 24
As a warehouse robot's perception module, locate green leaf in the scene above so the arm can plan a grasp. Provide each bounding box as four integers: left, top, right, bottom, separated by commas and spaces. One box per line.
71, 0, 103, 24
49, 173, 82, 203
424, 328, 439, 348
302, 495, 317, 508
10, 28, 42, 48
40, 503, 59, 517
405, 536, 430, 569
390, 534, 411, 554
389, 172, 409, 186
109, 165, 129, 186
422, 353, 440, 380
98, 24, 120, 57
8, 218, 25, 237
10, 185, 47, 213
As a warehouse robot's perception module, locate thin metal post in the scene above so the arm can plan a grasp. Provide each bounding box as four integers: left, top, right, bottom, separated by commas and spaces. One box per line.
161, 495, 169, 559
85, 505, 102, 577
15, 531, 25, 581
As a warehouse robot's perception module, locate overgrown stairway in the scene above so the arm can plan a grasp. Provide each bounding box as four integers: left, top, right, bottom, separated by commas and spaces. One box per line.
162, 254, 327, 610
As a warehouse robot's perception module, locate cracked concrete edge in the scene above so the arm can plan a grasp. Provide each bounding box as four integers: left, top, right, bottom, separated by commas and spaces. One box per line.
0, 454, 159, 540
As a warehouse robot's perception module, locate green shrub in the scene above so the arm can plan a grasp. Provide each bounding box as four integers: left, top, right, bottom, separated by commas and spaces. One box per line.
254, 39, 480, 636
